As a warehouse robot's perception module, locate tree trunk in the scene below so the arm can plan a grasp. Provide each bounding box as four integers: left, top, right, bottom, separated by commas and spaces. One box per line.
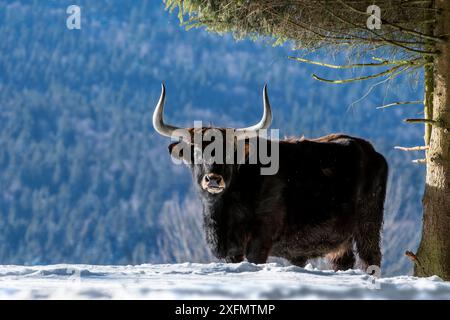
415, 0, 450, 279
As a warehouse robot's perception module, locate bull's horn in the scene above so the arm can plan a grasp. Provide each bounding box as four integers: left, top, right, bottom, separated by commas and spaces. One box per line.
152, 84, 189, 140
235, 84, 272, 135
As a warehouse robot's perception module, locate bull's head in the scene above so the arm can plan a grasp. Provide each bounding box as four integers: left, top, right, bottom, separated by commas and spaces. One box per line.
152, 84, 272, 196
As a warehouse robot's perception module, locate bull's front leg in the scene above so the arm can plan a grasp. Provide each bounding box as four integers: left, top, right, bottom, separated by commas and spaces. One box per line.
245, 187, 284, 264
245, 235, 272, 264
224, 233, 247, 263
224, 205, 250, 263
245, 208, 282, 264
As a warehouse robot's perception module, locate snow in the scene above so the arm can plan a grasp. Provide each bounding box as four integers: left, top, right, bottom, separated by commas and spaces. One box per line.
0, 262, 449, 300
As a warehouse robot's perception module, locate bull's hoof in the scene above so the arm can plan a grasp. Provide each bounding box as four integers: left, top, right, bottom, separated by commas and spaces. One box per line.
225, 255, 244, 263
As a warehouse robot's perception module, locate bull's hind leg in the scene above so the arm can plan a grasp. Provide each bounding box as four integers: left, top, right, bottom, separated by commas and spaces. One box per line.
355, 222, 382, 270
327, 241, 355, 271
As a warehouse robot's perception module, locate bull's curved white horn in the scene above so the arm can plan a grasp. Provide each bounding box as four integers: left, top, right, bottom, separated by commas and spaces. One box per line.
235, 84, 272, 135
153, 84, 190, 141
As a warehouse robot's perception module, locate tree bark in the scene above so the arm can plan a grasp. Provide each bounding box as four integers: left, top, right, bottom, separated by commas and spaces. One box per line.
415, 0, 450, 279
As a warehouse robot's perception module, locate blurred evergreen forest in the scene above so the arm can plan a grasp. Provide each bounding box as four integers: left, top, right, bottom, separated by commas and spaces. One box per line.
0, 0, 425, 275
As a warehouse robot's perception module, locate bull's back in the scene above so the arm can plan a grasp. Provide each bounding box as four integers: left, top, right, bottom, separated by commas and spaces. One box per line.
277, 135, 385, 226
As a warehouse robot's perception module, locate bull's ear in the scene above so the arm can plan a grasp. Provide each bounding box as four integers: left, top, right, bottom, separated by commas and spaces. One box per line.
168, 141, 192, 162
168, 141, 183, 160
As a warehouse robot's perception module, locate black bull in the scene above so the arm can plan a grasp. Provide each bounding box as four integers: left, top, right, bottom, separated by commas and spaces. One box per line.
153, 85, 388, 270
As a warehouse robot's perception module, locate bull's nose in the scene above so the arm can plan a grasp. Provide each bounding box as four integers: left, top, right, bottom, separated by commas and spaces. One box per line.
205, 173, 222, 184
202, 173, 225, 194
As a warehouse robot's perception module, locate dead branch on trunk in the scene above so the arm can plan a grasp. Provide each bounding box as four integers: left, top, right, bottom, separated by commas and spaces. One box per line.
395, 146, 429, 151
405, 250, 427, 274
377, 101, 423, 109
405, 118, 436, 124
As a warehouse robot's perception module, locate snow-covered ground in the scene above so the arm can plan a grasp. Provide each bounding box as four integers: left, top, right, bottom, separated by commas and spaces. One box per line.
0, 262, 449, 299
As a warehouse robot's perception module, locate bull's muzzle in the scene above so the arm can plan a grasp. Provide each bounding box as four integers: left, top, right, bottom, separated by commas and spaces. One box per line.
201, 173, 226, 194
